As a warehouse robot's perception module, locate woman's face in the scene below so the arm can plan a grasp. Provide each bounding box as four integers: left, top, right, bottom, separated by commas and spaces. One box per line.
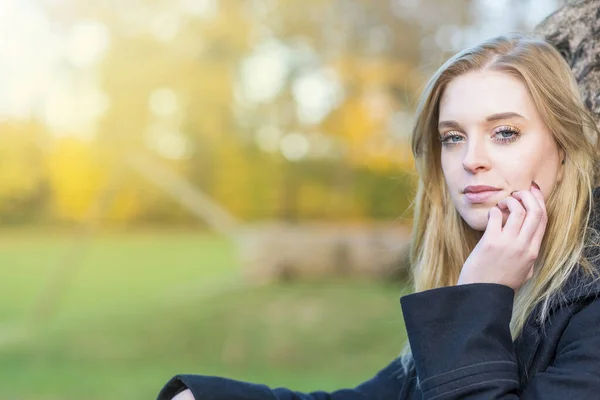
438, 70, 564, 231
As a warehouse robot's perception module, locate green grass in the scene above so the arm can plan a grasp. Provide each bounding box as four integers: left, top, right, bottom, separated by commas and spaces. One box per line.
0, 230, 408, 400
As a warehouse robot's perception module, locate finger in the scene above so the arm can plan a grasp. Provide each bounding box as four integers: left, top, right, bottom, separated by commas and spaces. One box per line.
526, 264, 534, 280
530, 183, 547, 213
515, 188, 548, 251
496, 197, 523, 213
530, 183, 549, 246
496, 195, 526, 234
511, 190, 544, 240
486, 205, 503, 234
495, 201, 511, 228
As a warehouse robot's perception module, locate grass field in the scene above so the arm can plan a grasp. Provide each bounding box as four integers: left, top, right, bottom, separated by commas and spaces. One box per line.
0, 230, 409, 400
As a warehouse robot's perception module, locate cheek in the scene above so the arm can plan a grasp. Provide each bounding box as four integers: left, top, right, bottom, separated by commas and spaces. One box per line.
491, 142, 540, 180
533, 163, 561, 196
496, 162, 529, 186
502, 147, 559, 189
440, 152, 460, 183
441, 155, 465, 209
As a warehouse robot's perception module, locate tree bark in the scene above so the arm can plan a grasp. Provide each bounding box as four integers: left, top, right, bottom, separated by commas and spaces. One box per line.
535, 0, 600, 126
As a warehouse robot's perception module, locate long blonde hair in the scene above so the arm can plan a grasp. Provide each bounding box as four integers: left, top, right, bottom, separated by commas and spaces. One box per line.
401, 34, 600, 371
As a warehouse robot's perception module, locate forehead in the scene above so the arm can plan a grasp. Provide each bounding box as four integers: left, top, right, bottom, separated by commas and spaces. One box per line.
438, 70, 535, 123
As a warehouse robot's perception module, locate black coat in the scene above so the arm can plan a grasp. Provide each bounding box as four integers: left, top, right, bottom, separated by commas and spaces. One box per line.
157, 199, 600, 400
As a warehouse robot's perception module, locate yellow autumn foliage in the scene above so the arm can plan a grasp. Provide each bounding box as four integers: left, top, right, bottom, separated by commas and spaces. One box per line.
0, 122, 47, 212
47, 138, 107, 221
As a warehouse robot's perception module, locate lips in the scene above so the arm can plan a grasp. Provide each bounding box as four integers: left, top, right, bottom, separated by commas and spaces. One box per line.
463, 185, 501, 194
463, 185, 501, 204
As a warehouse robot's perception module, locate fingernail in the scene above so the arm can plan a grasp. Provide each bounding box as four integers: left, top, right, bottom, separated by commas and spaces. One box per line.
532, 181, 541, 191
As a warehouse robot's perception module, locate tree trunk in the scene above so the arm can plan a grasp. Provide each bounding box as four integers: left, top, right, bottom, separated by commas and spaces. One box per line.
535, 0, 600, 127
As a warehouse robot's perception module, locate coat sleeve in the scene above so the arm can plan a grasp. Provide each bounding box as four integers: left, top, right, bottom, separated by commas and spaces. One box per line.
156, 356, 407, 400
519, 295, 600, 399
400, 283, 600, 400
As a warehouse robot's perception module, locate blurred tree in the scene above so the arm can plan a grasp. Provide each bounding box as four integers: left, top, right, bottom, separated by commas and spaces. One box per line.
39, 0, 558, 226
47, 137, 107, 222
0, 121, 50, 224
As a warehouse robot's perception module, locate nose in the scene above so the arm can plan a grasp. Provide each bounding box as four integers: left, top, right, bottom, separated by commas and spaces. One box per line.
462, 138, 491, 174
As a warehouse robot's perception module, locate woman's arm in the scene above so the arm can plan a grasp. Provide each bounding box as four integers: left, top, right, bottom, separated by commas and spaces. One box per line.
157, 356, 408, 400
401, 283, 600, 399
401, 283, 519, 399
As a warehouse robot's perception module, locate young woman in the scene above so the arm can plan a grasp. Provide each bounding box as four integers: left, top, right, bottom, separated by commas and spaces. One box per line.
158, 34, 600, 400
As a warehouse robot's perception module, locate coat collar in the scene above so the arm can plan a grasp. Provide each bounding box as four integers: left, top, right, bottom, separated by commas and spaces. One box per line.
516, 189, 600, 385
545, 186, 600, 310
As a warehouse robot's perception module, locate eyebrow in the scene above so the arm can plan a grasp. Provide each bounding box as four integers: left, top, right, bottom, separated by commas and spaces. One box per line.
438, 112, 526, 130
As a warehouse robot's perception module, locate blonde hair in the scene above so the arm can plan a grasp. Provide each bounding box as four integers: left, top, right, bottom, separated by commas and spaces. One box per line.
401, 34, 600, 371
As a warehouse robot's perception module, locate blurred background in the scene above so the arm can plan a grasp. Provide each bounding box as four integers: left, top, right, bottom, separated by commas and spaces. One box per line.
0, 0, 564, 399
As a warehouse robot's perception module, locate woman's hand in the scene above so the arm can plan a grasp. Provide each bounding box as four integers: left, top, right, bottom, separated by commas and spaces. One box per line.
172, 389, 195, 400
457, 182, 548, 291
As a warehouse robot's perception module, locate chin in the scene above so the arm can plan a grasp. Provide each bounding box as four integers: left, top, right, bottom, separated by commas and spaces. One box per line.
459, 211, 487, 232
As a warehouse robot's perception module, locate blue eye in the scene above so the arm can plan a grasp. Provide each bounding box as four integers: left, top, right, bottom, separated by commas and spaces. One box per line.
439, 133, 464, 147
439, 126, 522, 148
494, 126, 521, 143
